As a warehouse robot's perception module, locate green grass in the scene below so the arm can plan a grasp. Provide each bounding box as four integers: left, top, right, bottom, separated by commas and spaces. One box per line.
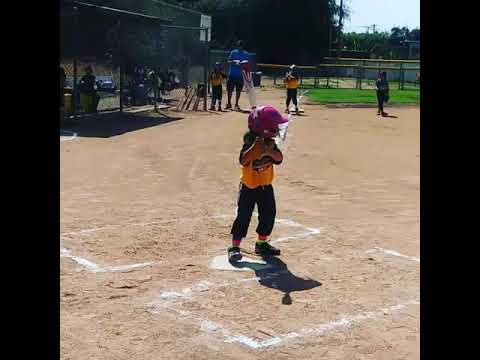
306, 88, 420, 105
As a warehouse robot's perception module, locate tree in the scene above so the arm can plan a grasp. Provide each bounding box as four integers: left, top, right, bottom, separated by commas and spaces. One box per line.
342, 26, 420, 59
408, 28, 420, 41
161, 0, 348, 64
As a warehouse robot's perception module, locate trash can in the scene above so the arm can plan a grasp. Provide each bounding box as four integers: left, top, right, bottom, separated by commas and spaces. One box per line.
252, 72, 262, 87
133, 83, 148, 106
64, 93, 72, 114
79, 93, 94, 112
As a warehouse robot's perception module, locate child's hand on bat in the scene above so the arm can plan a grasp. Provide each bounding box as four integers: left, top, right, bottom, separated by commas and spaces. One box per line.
251, 137, 266, 158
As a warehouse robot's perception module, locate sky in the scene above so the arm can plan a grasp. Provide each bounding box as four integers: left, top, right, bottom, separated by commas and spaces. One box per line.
342, 0, 420, 33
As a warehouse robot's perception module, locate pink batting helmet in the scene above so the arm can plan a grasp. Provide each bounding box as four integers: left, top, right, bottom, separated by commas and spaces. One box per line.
248, 105, 289, 138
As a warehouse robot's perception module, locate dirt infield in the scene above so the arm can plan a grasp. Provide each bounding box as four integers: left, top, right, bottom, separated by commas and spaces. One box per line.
60, 88, 419, 359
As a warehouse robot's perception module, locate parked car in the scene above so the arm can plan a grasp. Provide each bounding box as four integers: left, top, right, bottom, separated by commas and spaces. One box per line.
96, 79, 117, 92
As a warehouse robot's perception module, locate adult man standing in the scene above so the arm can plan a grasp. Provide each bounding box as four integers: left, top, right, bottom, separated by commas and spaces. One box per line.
226, 40, 250, 111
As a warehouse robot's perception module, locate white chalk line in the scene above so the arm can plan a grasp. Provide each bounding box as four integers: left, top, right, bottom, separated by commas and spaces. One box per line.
157, 271, 290, 302
60, 219, 192, 237
62, 215, 322, 244
61, 247, 100, 271
60, 214, 320, 274
226, 299, 419, 349
146, 298, 419, 349
147, 242, 419, 348
60, 247, 156, 273
365, 247, 420, 263
62, 215, 239, 237
155, 244, 417, 303
213, 214, 322, 244
60, 129, 78, 142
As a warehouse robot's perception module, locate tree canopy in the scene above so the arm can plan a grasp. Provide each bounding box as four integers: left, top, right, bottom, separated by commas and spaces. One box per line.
342, 27, 420, 59
162, 0, 349, 64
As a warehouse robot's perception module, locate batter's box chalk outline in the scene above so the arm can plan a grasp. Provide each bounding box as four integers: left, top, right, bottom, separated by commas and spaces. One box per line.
60, 218, 208, 273
365, 247, 420, 263
156, 243, 419, 304
60, 219, 194, 238
60, 247, 156, 273
212, 214, 322, 244
60, 214, 321, 273
60, 129, 78, 142
146, 299, 419, 350
156, 271, 292, 302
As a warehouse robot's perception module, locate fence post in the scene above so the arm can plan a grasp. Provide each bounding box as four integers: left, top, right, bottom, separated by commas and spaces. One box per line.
336, 58, 339, 88
402, 64, 405, 90
119, 19, 123, 113
354, 65, 357, 89
273, 70, 276, 86
361, 60, 365, 89
72, 6, 79, 121
399, 63, 403, 90
203, 28, 209, 111
326, 66, 329, 88
207, 48, 211, 95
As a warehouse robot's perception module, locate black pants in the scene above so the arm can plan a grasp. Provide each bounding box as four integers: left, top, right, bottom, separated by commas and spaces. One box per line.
376, 91, 385, 112
231, 183, 276, 239
211, 85, 222, 104
286, 88, 298, 108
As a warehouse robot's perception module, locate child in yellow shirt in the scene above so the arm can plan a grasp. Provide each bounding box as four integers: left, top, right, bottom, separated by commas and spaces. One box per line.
228, 106, 289, 262
210, 62, 226, 111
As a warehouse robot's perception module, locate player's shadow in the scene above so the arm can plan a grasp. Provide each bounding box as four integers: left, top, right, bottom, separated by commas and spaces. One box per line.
381, 114, 398, 118
231, 256, 321, 305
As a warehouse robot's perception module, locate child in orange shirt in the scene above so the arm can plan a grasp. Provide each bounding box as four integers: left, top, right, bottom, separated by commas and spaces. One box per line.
228, 106, 289, 262
210, 62, 226, 111
284, 64, 299, 114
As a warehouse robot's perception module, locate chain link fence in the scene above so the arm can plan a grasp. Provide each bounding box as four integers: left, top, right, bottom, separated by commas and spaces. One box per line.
60, 0, 210, 120
257, 58, 420, 91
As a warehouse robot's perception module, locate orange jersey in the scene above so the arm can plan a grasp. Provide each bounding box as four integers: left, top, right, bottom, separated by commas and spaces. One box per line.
210, 71, 226, 86
284, 72, 299, 89
239, 132, 282, 189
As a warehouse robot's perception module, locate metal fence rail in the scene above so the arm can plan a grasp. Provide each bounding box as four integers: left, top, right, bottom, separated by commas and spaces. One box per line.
256, 58, 420, 90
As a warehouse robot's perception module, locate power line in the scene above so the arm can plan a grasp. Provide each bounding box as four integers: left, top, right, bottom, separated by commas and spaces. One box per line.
361, 24, 381, 34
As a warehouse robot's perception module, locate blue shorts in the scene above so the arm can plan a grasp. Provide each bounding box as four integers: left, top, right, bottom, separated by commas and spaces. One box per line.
227, 76, 243, 92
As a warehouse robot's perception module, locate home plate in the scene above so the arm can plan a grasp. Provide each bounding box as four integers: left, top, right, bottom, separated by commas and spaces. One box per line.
209, 255, 272, 272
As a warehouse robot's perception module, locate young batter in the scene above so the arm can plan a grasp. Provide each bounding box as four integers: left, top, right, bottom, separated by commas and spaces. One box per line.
228, 106, 288, 262
284, 64, 300, 114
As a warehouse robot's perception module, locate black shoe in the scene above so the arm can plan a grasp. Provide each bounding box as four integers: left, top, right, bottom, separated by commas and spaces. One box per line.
228, 246, 242, 262
255, 241, 281, 256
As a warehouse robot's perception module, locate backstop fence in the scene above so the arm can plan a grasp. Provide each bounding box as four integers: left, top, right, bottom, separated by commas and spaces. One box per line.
60, 0, 210, 119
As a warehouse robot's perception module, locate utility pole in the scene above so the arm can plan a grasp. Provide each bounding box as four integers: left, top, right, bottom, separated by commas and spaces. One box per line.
362, 24, 380, 34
